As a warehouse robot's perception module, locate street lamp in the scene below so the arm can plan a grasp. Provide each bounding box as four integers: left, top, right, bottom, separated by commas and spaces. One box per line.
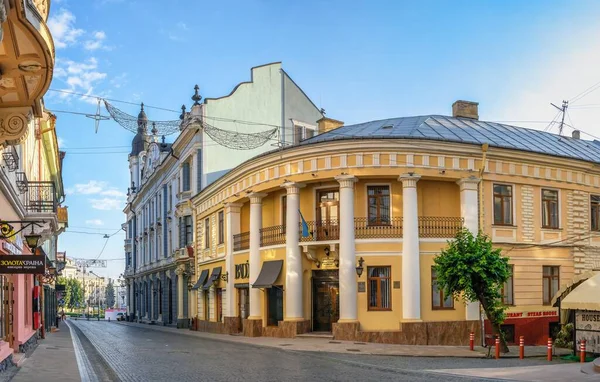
355, 257, 365, 278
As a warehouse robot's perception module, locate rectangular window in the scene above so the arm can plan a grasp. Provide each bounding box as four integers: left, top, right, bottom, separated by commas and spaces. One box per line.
542, 266, 560, 305
185, 216, 193, 246
267, 287, 283, 326
493, 184, 513, 225
304, 128, 314, 140
591, 195, 600, 231
281, 195, 287, 233
432, 268, 454, 309
216, 288, 223, 323
168, 184, 172, 211
502, 265, 514, 305
367, 186, 391, 225
204, 217, 210, 249
218, 211, 224, 245
542, 189, 559, 229
367, 266, 391, 310
501, 324, 516, 344
182, 162, 191, 192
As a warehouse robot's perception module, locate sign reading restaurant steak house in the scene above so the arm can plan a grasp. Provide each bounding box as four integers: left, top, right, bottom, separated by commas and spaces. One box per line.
0, 255, 46, 274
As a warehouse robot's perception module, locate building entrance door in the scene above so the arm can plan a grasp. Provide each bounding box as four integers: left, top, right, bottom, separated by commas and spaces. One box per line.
312, 270, 339, 332
316, 189, 339, 240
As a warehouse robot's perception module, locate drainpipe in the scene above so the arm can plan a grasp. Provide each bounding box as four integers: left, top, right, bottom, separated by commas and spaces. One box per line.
478, 143, 488, 346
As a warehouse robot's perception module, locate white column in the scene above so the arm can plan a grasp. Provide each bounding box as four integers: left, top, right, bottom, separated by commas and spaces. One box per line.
191, 152, 199, 194
457, 176, 481, 321
224, 203, 242, 318
335, 175, 358, 322
248, 193, 266, 319
176, 265, 185, 320
399, 173, 421, 321
281, 182, 305, 320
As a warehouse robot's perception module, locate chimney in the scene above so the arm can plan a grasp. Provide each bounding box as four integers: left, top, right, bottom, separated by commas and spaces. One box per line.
317, 117, 344, 134
572, 130, 581, 139
452, 100, 479, 120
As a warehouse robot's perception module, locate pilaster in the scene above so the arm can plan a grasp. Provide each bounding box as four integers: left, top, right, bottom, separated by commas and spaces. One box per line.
399, 173, 421, 321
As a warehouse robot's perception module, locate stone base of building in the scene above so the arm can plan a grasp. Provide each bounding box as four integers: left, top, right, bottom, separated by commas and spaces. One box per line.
177, 318, 190, 329
333, 320, 481, 346
242, 319, 311, 338
18, 334, 38, 354
0, 354, 15, 373
194, 318, 241, 335
243, 318, 263, 337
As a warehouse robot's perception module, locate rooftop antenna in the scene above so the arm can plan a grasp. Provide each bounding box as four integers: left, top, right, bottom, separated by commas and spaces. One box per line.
550, 100, 569, 136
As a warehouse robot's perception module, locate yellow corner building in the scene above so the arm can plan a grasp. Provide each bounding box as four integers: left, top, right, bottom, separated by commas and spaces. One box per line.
188, 101, 599, 346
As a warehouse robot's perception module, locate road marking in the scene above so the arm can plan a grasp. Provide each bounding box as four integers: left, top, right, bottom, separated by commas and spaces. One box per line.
67, 321, 98, 382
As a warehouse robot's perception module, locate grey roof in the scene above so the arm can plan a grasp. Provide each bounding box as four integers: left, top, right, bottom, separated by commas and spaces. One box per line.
302, 115, 600, 164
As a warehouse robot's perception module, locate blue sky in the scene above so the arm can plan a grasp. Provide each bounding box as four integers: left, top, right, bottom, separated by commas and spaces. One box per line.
47, 0, 600, 280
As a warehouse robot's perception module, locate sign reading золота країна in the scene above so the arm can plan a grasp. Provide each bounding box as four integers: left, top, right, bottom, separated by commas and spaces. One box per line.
0, 255, 46, 274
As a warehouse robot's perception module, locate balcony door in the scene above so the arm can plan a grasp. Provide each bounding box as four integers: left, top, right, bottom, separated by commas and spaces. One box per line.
316, 189, 339, 240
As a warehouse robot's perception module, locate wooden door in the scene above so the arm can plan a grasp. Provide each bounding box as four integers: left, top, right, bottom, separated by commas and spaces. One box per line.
316, 189, 340, 240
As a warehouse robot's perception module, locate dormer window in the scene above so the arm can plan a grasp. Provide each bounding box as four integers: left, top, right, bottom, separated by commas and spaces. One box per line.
292, 120, 317, 145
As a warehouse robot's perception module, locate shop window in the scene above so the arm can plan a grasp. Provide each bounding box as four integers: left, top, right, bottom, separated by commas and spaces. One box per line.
204, 217, 210, 249
542, 189, 559, 229
432, 268, 454, 309
502, 265, 514, 305
367, 186, 390, 225
591, 195, 600, 231
216, 288, 223, 323
218, 211, 224, 245
367, 266, 391, 310
542, 266, 559, 305
204, 291, 210, 321
493, 184, 513, 225
501, 324, 515, 344
238, 288, 249, 319
267, 287, 283, 326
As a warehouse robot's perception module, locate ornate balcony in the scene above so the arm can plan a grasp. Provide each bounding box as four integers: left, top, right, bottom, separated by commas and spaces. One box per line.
0, 0, 55, 144
418, 216, 464, 238
299, 220, 340, 242
355, 217, 403, 239
260, 225, 286, 247
1, 145, 19, 172
25, 181, 56, 213
233, 231, 250, 251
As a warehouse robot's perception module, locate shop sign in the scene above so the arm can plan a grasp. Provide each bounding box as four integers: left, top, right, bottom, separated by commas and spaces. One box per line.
575, 311, 600, 354
0, 255, 46, 274
235, 261, 249, 279
504, 311, 557, 319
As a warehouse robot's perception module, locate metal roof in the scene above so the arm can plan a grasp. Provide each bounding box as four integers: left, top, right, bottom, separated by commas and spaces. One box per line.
302, 115, 600, 164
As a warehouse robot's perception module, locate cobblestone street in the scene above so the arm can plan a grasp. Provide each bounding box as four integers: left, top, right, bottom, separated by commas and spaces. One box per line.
21, 320, 575, 382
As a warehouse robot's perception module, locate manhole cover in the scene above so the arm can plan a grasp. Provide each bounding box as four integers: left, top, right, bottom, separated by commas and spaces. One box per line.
346, 348, 360, 352
329, 341, 342, 344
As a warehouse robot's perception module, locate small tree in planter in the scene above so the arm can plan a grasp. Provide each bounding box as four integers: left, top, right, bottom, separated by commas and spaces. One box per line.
433, 229, 512, 353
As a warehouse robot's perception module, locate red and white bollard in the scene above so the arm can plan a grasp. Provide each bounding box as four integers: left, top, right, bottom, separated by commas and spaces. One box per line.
495, 337, 500, 359
519, 336, 524, 359
580, 340, 586, 363
547, 338, 552, 361
469, 332, 474, 351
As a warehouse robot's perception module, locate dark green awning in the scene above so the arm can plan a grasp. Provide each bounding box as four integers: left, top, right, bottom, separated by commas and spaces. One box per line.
191, 269, 209, 290
252, 260, 283, 289
202, 267, 222, 290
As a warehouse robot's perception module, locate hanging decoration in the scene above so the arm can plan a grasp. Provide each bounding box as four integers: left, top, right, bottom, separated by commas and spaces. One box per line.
104, 101, 183, 136
85, 98, 110, 133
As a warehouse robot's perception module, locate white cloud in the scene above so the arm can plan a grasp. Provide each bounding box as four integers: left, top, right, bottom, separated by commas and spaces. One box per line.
47, 9, 84, 49
57, 136, 67, 148
85, 219, 104, 226
53, 57, 107, 101
162, 22, 190, 42
101, 189, 126, 197
90, 198, 124, 211
84, 31, 109, 51
66, 180, 106, 195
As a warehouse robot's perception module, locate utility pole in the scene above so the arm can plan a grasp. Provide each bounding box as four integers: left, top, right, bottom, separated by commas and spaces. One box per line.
551, 100, 569, 135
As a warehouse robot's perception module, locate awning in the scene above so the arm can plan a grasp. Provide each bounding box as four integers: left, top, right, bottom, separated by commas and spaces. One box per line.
202, 267, 222, 290
191, 269, 209, 290
552, 270, 598, 307
561, 272, 600, 311
252, 260, 283, 289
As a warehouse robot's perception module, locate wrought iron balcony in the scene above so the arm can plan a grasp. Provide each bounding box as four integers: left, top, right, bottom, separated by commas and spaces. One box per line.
2, 146, 19, 172
418, 216, 464, 238
16, 172, 28, 193
25, 181, 56, 213
299, 219, 340, 242
260, 225, 286, 247
355, 217, 403, 239
233, 231, 250, 251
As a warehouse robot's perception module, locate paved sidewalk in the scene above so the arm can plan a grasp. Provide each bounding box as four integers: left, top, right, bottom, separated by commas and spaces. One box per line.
114, 320, 485, 357
435, 363, 598, 381
11, 325, 80, 382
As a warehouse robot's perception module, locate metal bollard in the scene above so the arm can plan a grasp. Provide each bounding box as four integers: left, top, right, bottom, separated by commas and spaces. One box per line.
547, 338, 552, 361
495, 337, 500, 359
469, 332, 474, 351
519, 336, 524, 359
580, 340, 586, 363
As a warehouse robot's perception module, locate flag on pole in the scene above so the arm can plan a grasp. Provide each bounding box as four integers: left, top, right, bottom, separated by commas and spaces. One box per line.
299, 209, 310, 238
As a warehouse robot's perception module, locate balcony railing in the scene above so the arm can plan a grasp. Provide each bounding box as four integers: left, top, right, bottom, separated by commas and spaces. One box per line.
260, 225, 286, 247
355, 217, 403, 239
2, 146, 19, 172
418, 216, 464, 238
233, 231, 250, 251
16, 172, 28, 194
25, 181, 56, 213
299, 219, 340, 242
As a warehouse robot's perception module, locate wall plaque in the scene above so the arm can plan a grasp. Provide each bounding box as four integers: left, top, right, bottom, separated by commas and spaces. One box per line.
393, 281, 401, 289
357, 282, 365, 293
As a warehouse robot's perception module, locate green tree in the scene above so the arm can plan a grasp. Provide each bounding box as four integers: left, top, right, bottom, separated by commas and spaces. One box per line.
433, 229, 512, 353
105, 281, 115, 309
57, 276, 84, 311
